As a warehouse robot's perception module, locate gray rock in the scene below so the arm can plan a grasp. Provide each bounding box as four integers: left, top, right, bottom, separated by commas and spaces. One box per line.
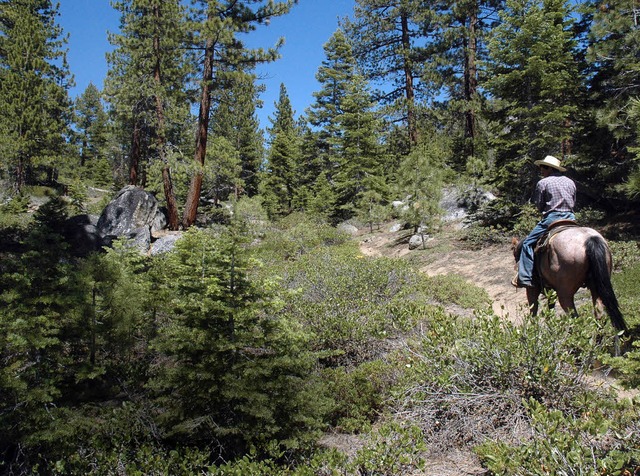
64, 214, 102, 256
150, 233, 183, 255
337, 222, 359, 236
409, 233, 432, 250
96, 186, 161, 238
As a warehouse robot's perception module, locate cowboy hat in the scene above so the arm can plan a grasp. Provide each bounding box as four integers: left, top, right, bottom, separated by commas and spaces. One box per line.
534, 155, 566, 172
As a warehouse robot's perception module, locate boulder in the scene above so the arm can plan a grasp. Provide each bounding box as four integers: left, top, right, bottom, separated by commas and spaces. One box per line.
63, 214, 101, 256
409, 233, 433, 250
150, 233, 183, 255
337, 222, 359, 236
96, 186, 164, 238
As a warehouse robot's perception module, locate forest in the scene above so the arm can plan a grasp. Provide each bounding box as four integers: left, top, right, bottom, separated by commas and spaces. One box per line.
1, 0, 640, 474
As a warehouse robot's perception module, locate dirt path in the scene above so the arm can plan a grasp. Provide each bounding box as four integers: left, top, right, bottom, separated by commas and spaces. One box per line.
358, 224, 530, 321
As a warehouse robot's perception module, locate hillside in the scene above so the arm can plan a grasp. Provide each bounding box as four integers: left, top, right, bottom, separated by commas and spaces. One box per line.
351, 220, 639, 475
358, 223, 530, 321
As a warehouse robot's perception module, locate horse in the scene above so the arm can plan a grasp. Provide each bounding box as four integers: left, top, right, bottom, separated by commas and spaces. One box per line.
512, 224, 627, 338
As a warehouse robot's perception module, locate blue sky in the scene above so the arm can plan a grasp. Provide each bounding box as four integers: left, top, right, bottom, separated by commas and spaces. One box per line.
58, 0, 355, 131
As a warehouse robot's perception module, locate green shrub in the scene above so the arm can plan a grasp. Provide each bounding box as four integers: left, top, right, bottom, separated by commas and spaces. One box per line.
477, 398, 640, 475
460, 223, 510, 250
421, 274, 491, 309
394, 309, 615, 453
280, 246, 439, 366
349, 422, 427, 475
605, 261, 640, 387
255, 212, 351, 264
323, 359, 399, 433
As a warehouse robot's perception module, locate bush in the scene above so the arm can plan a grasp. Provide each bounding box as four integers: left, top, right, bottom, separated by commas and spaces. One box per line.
393, 309, 617, 453
279, 245, 442, 366
477, 398, 640, 475
323, 359, 399, 433
255, 212, 351, 264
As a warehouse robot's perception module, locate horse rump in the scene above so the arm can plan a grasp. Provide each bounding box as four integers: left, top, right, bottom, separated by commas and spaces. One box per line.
585, 236, 627, 332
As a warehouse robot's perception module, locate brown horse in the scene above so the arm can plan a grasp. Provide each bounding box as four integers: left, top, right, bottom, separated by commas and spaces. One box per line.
513, 226, 627, 335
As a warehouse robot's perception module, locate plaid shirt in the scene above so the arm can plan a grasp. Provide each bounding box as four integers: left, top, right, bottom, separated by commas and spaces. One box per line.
533, 173, 576, 216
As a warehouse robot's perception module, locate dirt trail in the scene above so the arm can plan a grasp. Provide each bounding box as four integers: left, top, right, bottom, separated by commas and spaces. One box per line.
358, 224, 530, 321
355, 222, 637, 475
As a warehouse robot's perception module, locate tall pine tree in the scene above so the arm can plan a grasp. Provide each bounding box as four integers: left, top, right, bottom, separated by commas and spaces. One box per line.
0, 0, 73, 191
74, 83, 110, 184
484, 0, 583, 201
261, 83, 301, 217
105, 0, 190, 229
182, 0, 295, 228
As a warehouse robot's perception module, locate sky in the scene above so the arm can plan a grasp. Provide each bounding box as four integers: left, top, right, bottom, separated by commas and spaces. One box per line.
57, 0, 356, 131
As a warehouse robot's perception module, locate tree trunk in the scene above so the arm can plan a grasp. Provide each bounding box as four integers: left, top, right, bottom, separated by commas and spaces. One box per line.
129, 118, 142, 185
153, 4, 180, 230
182, 35, 215, 229
463, 6, 478, 158
402, 12, 418, 147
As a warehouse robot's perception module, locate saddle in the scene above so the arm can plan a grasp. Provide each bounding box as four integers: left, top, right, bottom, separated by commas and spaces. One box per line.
534, 219, 579, 253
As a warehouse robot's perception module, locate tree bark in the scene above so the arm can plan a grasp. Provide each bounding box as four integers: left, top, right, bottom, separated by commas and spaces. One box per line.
129, 118, 141, 185
153, 4, 180, 230
402, 12, 418, 147
182, 35, 215, 229
463, 5, 478, 158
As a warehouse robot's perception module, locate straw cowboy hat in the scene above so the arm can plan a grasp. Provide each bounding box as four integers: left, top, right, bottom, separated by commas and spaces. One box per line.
534, 155, 566, 172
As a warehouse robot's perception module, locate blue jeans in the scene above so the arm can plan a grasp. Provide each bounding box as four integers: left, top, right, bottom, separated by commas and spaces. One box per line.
518, 211, 575, 286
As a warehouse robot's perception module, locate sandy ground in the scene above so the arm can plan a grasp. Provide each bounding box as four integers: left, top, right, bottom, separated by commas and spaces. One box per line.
358, 223, 531, 321
352, 221, 635, 475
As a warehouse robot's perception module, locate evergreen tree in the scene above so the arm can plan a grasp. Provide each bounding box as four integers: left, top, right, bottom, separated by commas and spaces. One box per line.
182, 0, 295, 228
395, 134, 448, 238
484, 0, 583, 201
0, 0, 73, 191
0, 197, 78, 467
74, 82, 110, 184
210, 71, 265, 197
343, 0, 426, 147
424, 0, 502, 168
586, 0, 640, 202
304, 28, 358, 219
105, 0, 190, 229
148, 225, 323, 454
306, 28, 356, 162
334, 72, 387, 220
261, 83, 301, 216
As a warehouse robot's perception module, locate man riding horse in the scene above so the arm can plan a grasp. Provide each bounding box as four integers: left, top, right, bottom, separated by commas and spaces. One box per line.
512, 155, 576, 288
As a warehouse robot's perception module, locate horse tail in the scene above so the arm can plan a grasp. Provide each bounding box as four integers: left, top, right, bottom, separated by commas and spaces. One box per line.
585, 236, 627, 332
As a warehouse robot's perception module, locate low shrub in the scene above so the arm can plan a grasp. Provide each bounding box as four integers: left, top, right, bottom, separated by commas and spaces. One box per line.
477, 398, 640, 475
393, 309, 617, 454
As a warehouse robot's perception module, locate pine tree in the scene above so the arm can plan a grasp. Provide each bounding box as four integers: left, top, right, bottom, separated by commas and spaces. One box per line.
334, 72, 387, 220
210, 71, 265, 197
586, 0, 640, 201
343, 0, 426, 147
105, 0, 190, 229
304, 28, 357, 218
484, 0, 583, 201
306, 29, 356, 158
74, 82, 110, 183
148, 225, 323, 454
0, 0, 73, 191
261, 83, 301, 217
0, 197, 77, 464
182, 0, 295, 228
424, 0, 502, 168
395, 134, 448, 237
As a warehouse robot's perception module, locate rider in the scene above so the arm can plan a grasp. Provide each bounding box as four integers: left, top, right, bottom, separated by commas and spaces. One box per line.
512, 155, 576, 288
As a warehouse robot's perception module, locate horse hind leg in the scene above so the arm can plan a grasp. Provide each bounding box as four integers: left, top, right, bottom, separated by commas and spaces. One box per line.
526, 286, 541, 315
557, 292, 578, 317
591, 291, 605, 322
